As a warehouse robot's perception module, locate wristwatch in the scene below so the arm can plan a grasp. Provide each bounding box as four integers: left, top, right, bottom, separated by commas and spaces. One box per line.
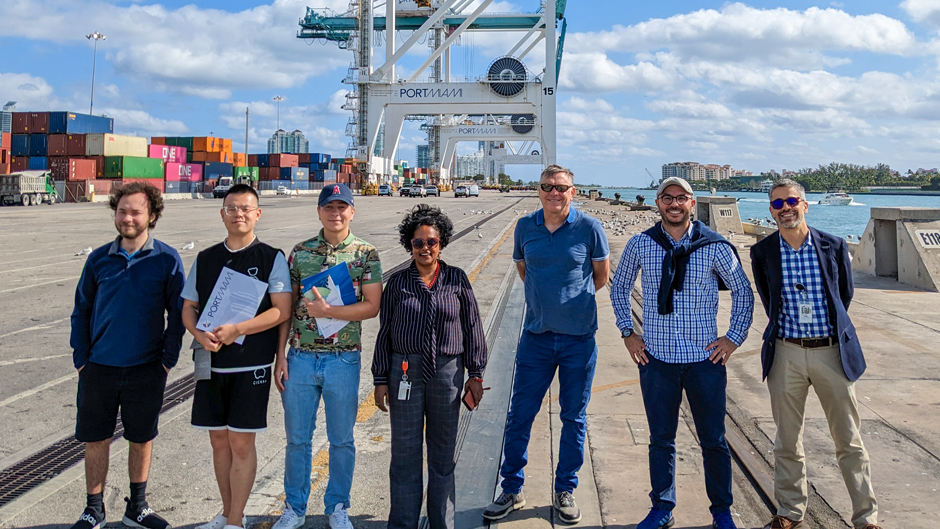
621, 328, 633, 338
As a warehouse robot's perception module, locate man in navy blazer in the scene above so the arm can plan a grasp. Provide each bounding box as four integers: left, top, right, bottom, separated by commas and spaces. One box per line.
749, 179, 881, 529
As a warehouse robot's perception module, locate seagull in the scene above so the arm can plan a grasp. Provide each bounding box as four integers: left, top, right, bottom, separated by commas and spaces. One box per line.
478, 232, 483, 238
182, 242, 195, 251
76, 246, 93, 257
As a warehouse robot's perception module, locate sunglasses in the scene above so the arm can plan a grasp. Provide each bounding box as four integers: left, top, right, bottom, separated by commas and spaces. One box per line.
411, 238, 440, 250
539, 183, 572, 193
658, 194, 691, 205
771, 197, 801, 210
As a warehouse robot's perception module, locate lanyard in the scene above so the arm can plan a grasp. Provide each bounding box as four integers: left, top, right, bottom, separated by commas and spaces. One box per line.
401, 356, 409, 382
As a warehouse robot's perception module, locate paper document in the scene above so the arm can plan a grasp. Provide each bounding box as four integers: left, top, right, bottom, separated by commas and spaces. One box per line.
197, 266, 268, 345
300, 263, 358, 338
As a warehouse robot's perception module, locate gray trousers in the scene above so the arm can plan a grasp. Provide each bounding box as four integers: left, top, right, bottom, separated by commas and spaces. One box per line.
387, 353, 463, 529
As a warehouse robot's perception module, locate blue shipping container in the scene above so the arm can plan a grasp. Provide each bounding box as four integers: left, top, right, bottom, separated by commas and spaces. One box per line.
164, 181, 192, 193
292, 181, 309, 190
256, 154, 270, 167
28, 157, 48, 170
28, 134, 48, 156
51, 112, 114, 134
202, 162, 233, 178
281, 167, 309, 180
11, 135, 29, 157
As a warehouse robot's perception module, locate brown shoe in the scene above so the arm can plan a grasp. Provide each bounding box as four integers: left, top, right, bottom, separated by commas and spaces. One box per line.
763, 516, 804, 529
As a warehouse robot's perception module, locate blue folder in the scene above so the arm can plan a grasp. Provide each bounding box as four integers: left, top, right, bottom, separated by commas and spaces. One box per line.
299, 262, 358, 306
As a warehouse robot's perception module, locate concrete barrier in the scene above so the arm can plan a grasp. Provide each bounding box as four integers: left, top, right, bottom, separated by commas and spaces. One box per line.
854, 207, 940, 291
695, 196, 743, 235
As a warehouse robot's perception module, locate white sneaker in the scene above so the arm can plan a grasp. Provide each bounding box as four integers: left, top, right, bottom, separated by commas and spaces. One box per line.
272, 509, 304, 529
196, 515, 231, 529
328, 504, 353, 529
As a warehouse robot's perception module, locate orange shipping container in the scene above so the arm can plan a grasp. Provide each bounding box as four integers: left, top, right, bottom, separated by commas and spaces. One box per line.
191, 151, 209, 162
232, 153, 246, 167
204, 151, 233, 163
192, 137, 222, 153
150, 137, 166, 145
221, 139, 233, 152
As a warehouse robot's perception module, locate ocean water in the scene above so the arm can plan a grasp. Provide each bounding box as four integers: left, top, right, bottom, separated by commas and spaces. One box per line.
589, 189, 940, 238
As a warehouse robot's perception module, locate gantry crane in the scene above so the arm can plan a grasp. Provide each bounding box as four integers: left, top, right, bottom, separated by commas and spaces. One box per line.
297, 0, 568, 184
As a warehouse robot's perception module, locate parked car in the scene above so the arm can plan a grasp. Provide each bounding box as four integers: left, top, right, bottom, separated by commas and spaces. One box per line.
399, 185, 412, 196
378, 184, 392, 196
276, 185, 289, 195
425, 184, 440, 197
409, 185, 427, 197
454, 185, 468, 198
467, 184, 480, 197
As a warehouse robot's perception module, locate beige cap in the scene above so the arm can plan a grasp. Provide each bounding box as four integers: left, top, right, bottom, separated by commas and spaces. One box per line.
657, 177, 693, 197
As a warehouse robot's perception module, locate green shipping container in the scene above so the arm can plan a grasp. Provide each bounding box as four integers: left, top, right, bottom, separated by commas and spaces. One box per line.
177, 137, 194, 151
105, 156, 164, 179
164, 137, 178, 147
234, 167, 260, 181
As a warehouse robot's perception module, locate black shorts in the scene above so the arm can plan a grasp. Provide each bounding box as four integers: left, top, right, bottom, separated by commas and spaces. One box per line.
76, 360, 168, 443
191, 367, 272, 432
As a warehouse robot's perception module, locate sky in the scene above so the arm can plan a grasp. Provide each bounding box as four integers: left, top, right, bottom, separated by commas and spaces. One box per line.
3, 0, 940, 186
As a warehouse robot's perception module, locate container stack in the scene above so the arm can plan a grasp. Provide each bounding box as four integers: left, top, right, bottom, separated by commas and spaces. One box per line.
156, 137, 236, 193
8, 111, 114, 181
0, 132, 11, 174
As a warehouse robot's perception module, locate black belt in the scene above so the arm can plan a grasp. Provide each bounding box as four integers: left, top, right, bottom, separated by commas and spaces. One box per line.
783, 336, 836, 348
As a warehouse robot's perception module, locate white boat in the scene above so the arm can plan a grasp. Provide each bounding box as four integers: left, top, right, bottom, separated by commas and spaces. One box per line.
818, 191, 853, 205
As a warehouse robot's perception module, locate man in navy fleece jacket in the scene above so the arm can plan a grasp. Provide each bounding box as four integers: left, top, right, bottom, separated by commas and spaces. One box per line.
69, 182, 185, 529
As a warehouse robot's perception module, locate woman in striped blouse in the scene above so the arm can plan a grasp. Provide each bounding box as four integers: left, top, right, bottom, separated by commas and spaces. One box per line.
372, 203, 488, 529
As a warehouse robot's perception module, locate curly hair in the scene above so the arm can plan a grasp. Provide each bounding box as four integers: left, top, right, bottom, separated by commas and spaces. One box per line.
397, 203, 454, 253
108, 181, 165, 229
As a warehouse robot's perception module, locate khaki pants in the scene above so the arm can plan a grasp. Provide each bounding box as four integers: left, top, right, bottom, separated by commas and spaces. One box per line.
767, 339, 878, 528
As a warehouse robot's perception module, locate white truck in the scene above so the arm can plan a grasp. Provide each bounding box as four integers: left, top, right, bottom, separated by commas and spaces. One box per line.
0, 171, 58, 206
213, 176, 234, 198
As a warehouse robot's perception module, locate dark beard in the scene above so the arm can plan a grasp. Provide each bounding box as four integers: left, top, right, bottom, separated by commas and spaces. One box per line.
660, 211, 690, 227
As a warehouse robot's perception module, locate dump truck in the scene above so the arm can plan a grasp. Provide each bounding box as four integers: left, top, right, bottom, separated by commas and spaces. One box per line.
0, 171, 58, 206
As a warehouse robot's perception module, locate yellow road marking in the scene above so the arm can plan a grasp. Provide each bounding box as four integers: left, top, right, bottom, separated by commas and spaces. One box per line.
466, 220, 517, 284
550, 378, 640, 403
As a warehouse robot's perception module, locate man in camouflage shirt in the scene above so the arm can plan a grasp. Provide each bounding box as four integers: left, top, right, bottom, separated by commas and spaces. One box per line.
273, 184, 383, 529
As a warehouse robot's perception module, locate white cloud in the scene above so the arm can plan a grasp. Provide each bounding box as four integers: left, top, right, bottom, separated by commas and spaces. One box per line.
0, 72, 61, 109
559, 52, 672, 93
901, 0, 940, 27
97, 108, 188, 136
0, 0, 351, 99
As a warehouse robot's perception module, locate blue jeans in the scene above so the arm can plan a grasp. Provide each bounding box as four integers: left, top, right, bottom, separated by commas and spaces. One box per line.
639, 355, 732, 516
500, 330, 598, 494
281, 348, 361, 515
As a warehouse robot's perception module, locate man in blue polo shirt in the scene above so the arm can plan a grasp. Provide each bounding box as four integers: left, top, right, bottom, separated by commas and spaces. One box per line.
483, 164, 609, 525
70, 182, 185, 529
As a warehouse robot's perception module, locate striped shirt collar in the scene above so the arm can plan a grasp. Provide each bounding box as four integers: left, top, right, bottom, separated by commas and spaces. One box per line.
660, 222, 694, 245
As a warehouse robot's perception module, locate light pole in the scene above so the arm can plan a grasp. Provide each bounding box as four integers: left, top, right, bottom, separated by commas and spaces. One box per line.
272, 95, 284, 131
86, 31, 106, 116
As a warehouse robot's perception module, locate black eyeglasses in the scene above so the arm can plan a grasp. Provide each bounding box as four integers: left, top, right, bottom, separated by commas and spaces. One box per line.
539, 183, 572, 193
658, 194, 690, 205
771, 197, 801, 210
411, 238, 440, 250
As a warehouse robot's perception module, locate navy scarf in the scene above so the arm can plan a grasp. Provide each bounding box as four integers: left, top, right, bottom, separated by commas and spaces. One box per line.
642, 220, 739, 315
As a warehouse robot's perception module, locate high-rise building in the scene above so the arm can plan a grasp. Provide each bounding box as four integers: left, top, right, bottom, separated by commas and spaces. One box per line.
456, 151, 486, 178
416, 145, 431, 169
661, 161, 733, 181
267, 129, 309, 154
1, 102, 15, 134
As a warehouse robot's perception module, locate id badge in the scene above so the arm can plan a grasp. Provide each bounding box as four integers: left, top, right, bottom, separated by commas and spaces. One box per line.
798, 302, 814, 324
398, 380, 412, 401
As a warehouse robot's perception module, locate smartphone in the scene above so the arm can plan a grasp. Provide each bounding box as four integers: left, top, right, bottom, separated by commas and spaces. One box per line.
462, 390, 477, 411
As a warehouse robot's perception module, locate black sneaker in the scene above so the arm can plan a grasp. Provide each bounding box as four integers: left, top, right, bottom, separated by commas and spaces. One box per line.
122, 497, 171, 529
482, 490, 526, 521
553, 491, 581, 524
71, 507, 105, 529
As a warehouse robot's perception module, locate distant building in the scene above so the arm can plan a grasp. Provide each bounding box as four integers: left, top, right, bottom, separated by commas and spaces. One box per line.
374, 123, 385, 156
1, 102, 15, 134
416, 145, 431, 169
456, 150, 485, 178
267, 129, 309, 154
662, 161, 733, 181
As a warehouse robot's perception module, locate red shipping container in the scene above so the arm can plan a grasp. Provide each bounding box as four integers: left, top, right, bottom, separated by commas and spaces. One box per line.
269, 154, 299, 168
28, 112, 50, 133
48, 135, 69, 156
49, 157, 96, 181
12, 156, 28, 171
248, 155, 258, 167
12, 112, 29, 134
0, 162, 10, 175
0, 132, 10, 149
68, 134, 87, 156
64, 179, 114, 202
150, 137, 166, 145
86, 155, 106, 178
122, 178, 163, 191
165, 162, 203, 182
148, 145, 187, 163
298, 153, 311, 164
1, 147, 9, 164
260, 167, 280, 180
191, 151, 208, 162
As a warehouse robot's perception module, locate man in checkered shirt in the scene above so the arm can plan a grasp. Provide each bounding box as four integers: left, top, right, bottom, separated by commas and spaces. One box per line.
750, 179, 880, 529
611, 177, 754, 529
